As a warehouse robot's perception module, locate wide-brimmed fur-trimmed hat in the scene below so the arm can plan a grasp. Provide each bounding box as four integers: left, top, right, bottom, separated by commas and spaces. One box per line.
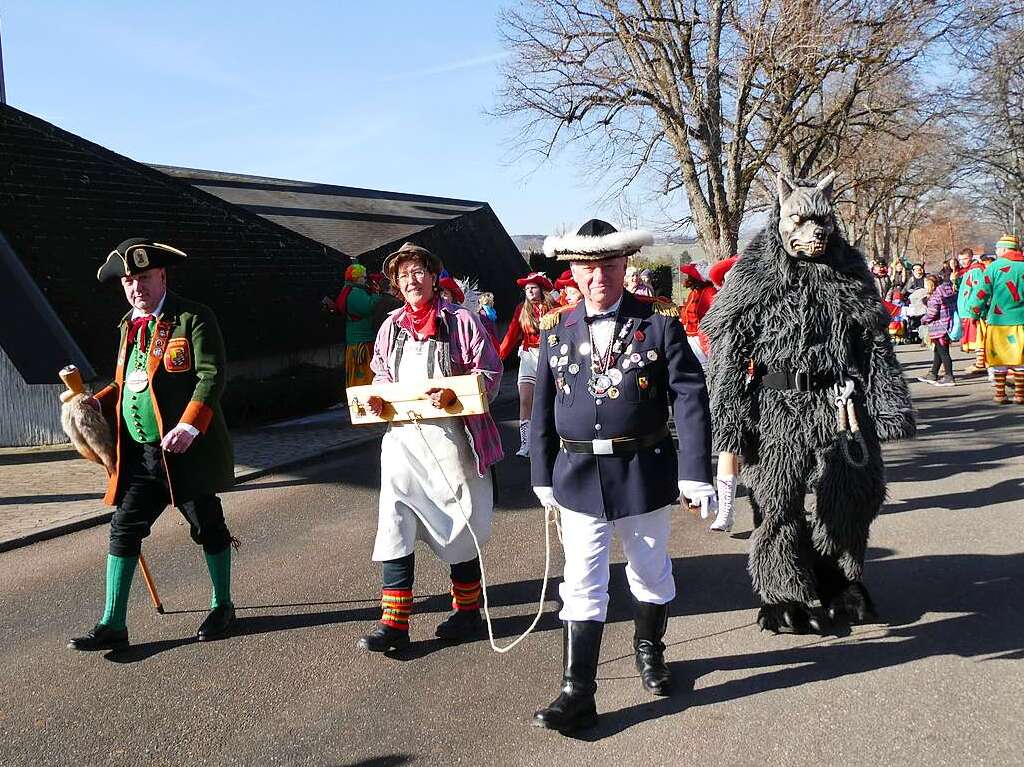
97, 238, 188, 283
542, 219, 654, 262
382, 242, 443, 282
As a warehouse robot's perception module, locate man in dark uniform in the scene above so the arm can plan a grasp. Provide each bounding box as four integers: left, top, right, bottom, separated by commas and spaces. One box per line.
68, 238, 236, 651
530, 220, 715, 732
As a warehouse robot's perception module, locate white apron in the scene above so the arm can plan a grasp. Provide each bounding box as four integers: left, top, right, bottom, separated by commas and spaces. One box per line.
372, 332, 493, 563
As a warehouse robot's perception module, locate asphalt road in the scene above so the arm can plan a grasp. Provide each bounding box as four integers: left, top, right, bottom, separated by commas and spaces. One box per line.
1, 348, 1022, 767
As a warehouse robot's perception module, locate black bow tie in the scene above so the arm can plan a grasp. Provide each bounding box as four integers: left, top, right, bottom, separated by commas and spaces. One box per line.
585, 311, 616, 324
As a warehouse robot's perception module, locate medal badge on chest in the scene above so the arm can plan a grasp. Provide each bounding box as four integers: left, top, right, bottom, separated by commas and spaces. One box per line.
126, 369, 149, 393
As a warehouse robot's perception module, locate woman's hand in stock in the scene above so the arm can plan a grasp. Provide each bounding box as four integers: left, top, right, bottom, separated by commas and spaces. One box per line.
426, 387, 457, 409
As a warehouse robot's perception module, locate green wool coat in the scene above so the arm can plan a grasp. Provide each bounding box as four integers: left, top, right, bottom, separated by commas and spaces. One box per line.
96, 292, 234, 505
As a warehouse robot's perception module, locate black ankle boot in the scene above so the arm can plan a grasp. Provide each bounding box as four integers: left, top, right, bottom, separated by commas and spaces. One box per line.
357, 623, 410, 652
67, 623, 129, 651
533, 621, 604, 732
435, 609, 483, 641
633, 600, 672, 696
197, 604, 236, 641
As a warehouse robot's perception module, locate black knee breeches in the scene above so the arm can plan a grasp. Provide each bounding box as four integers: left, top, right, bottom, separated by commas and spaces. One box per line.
109, 440, 232, 557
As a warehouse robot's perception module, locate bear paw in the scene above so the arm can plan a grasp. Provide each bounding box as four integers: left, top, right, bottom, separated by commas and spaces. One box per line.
824, 581, 878, 624
757, 602, 823, 635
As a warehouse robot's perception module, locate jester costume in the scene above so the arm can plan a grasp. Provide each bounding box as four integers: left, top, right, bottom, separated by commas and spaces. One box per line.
963, 235, 1024, 403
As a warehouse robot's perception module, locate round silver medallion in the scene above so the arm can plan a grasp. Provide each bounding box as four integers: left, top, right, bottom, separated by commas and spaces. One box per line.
126, 370, 149, 393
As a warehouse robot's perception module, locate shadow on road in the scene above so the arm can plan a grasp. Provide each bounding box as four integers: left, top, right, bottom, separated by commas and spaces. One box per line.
570, 550, 1023, 741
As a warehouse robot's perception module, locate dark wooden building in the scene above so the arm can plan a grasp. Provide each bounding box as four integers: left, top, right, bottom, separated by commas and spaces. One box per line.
0, 104, 527, 445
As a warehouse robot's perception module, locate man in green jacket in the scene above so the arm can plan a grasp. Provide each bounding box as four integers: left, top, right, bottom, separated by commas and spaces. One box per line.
68, 238, 236, 651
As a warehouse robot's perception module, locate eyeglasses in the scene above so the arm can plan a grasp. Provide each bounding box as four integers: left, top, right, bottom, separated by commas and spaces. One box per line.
397, 269, 427, 282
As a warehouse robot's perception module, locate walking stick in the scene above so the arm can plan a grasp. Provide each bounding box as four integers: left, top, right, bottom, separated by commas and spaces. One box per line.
137, 554, 164, 614
58, 365, 166, 614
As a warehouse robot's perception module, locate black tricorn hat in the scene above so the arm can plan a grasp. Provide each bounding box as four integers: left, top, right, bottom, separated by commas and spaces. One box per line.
97, 238, 188, 283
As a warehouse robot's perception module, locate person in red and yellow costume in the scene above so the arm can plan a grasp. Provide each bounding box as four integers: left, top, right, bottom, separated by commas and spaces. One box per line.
326, 263, 381, 391
499, 272, 556, 456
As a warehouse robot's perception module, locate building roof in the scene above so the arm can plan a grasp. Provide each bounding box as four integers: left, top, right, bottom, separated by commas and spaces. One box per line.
0, 103, 348, 378
151, 165, 488, 258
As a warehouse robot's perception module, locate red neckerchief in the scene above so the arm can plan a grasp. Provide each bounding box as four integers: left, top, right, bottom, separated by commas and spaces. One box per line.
398, 296, 440, 340
126, 315, 154, 352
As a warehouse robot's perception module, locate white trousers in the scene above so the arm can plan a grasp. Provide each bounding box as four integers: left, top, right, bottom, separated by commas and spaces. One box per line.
557, 505, 675, 622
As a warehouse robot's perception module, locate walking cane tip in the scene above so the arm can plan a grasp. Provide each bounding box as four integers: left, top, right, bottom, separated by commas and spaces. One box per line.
156, 606, 165, 614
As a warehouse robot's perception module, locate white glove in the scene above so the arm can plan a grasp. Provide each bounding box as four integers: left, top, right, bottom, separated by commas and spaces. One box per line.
160, 422, 200, 454
533, 486, 556, 508
679, 480, 717, 519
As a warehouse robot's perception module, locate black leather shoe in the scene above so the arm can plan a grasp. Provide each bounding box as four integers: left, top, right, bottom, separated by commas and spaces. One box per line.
197, 604, 236, 641
633, 600, 672, 696
357, 623, 410, 652
533, 621, 604, 732
435, 609, 483, 641
67, 624, 129, 651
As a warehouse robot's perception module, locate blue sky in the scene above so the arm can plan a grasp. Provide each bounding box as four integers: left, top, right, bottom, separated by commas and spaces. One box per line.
0, 1, 661, 236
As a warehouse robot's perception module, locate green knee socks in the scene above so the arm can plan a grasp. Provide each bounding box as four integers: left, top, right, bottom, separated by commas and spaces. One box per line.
204, 548, 233, 609
99, 554, 138, 631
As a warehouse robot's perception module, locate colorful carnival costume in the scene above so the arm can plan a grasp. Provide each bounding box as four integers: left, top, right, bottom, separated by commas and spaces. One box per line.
679, 261, 717, 368
358, 243, 504, 652
68, 239, 236, 651
964, 235, 1024, 404
499, 272, 555, 457
702, 174, 915, 635
958, 259, 988, 373
332, 264, 381, 390
531, 220, 714, 732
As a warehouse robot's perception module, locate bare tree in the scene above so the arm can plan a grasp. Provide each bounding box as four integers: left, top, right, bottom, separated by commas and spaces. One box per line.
946, 2, 1024, 233
497, 0, 958, 261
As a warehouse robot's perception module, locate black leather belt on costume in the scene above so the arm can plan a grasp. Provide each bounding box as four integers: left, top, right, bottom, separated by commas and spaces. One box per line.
560, 425, 671, 456
758, 368, 840, 392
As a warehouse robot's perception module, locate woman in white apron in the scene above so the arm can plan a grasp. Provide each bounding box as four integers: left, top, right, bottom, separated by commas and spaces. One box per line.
359, 242, 504, 653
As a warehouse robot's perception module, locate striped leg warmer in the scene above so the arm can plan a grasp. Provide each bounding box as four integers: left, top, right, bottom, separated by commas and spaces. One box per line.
1014, 368, 1024, 404
381, 589, 413, 631
993, 368, 1008, 403
451, 580, 482, 612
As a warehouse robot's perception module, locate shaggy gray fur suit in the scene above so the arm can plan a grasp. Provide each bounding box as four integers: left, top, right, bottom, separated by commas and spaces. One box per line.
702, 175, 915, 634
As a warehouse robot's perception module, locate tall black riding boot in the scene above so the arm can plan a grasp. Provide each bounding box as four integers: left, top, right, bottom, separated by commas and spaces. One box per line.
533, 620, 604, 732
634, 600, 672, 696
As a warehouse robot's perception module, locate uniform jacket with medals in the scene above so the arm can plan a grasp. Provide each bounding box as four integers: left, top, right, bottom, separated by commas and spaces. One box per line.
93, 292, 234, 506
530, 291, 712, 519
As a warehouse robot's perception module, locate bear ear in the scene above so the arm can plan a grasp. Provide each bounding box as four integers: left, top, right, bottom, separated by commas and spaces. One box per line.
815, 170, 836, 200
776, 173, 795, 203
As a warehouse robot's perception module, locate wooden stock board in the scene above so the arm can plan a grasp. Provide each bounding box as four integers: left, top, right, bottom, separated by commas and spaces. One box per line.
347, 373, 489, 425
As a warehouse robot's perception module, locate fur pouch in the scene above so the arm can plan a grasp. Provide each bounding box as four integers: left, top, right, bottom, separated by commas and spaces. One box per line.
60, 393, 116, 476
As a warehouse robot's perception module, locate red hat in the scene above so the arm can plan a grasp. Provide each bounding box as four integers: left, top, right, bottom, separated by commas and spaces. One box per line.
438, 273, 465, 304
709, 256, 739, 287
554, 269, 578, 291
517, 271, 554, 290
679, 261, 712, 283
